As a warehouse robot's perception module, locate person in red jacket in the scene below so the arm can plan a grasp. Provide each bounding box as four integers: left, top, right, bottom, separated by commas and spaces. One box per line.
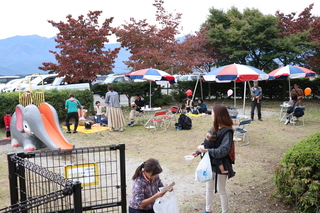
4, 110, 12, 140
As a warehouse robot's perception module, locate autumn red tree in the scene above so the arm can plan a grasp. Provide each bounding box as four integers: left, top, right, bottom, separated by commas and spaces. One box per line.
39, 11, 120, 86
116, 0, 216, 74
277, 4, 320, 73
178, 26, 222, 73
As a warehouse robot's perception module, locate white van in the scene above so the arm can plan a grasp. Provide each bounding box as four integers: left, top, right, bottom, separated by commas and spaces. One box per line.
20, 74, 57, 92
45, 76, 90, 91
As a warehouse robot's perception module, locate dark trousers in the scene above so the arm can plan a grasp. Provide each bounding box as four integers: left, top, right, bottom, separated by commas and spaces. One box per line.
251, 99, 261, 120
6, 131, 11, 137
129, 207, 154, 213
66, 112, 79, 131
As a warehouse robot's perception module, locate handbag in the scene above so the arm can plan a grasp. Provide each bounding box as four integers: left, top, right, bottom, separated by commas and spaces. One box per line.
195, 152, 213, 182
153, 191, 179, 213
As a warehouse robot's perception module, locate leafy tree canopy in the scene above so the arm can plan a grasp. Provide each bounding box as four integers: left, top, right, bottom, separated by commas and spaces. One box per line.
39, 11, 120, 86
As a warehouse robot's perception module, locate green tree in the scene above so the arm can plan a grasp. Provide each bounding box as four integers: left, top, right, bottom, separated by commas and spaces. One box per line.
277, 4, 319, 73
205, 7, 314, 72
39, 11, 120, 89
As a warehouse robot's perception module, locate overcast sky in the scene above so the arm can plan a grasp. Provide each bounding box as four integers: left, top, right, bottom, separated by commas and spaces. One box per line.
0, 0, 318, 43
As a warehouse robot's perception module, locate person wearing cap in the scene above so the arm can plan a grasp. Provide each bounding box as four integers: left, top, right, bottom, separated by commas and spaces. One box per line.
250, 81, 263, 121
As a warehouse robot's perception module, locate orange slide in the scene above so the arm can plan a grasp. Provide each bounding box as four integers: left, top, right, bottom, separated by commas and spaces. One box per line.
38, 103, 74, 151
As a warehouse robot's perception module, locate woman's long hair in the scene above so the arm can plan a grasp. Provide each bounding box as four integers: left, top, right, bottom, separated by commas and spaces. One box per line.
212, 104, 233, 132
132, 158, 163, 180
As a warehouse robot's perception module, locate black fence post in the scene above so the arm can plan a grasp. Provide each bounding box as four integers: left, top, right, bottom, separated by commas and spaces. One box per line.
118, 143, 127, 213
73, 181, 83, 213
16, 152, 27, 213
7, 153, 19, 208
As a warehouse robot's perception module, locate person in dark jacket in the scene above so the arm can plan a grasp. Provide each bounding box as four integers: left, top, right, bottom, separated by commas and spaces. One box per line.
127, 93, 145, 126
191, 104, 235, 213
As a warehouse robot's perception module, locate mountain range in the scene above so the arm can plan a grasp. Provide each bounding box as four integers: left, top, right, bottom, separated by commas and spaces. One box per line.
0, 35, 131, 76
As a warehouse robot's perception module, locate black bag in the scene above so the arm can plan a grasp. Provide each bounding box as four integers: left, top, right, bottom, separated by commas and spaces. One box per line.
85, 121, 92, 130
294, 110, 304, 117
286, 107, 294, 114
175, 114, 192, 130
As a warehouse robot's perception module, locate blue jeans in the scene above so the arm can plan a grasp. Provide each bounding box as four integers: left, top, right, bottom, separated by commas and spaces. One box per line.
96, 115, 102, 124
129, 207, 154, 213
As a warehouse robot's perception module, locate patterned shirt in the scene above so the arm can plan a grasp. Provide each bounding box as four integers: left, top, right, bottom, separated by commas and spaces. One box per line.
129, 173, 164, 210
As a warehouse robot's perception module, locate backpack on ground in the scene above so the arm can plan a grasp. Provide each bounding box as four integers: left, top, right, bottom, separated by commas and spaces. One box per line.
175, 114, 192, 130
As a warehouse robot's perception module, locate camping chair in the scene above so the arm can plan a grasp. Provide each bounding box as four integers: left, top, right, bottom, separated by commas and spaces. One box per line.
233, 119, 251, 146
134, 111, 145, 125
163, 106, 180, 128
290, 107, 305, 127
144, 111, 167, 132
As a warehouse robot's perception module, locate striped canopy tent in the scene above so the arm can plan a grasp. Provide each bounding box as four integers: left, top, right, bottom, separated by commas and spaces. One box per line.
125, 68, 176, 108
203, 64, 269, 114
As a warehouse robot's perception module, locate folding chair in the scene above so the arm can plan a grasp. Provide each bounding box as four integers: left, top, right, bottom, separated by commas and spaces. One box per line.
134, 111, 145, 125
290, 107, 305, 127
233, 119, 251, 146
163, 106, 180, 128
144, 111, 167, 132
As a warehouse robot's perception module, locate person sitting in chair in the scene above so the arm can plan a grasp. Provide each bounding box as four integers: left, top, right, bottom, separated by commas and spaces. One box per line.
127, 93, 145, 126
285, 94, 301, 125
197, 99, 207, 114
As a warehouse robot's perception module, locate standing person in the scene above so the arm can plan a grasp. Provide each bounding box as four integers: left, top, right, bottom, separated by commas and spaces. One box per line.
129, 158, 169, 213
105, 85, 125, 132
290, 83, 304, 105
127, 93, 145, 127
65, 93, 82, 133
250, 81, 263, 121
4, 110, 12, 140
191, 104, 235, 213
95, 101, 103, 126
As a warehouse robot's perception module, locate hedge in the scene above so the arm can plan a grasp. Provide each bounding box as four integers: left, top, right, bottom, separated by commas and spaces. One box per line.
0, 90, 93, 128
274, 131, 320, 212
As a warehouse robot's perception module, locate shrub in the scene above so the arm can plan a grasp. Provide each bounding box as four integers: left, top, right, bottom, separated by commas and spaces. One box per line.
0, 90, 93, 127
274, 131, 320, 212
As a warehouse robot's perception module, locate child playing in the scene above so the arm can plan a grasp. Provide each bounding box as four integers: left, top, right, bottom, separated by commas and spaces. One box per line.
252, 87, 261, 103
4, 110, 12, 140
94, 101, 103, 126
199, 130, 228, 174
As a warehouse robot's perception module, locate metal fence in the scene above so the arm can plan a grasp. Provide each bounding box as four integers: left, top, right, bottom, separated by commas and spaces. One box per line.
0, 144, 126, 213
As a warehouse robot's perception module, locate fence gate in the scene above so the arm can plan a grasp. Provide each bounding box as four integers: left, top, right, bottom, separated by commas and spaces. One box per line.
0, 144, 126, 213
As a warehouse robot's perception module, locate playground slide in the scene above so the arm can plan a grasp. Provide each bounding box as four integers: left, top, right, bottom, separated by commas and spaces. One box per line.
38, 103, 74, 151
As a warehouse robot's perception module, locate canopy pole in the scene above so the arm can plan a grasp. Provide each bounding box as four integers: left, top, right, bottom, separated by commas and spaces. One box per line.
150, 81, 152, 108
288, 78, 291, 100
242, 81, 247, 115
192, 74, 200, 101
234, 81, 236, 108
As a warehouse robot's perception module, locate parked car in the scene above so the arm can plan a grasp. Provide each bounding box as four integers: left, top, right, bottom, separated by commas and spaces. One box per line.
19, 74, 58, 92
103, 74, 133, 84
1, 79, 22, 92
176, 74, 200, 82
0, 76, 20, 92
92, 75, 109, 85
45, 76, 90, 91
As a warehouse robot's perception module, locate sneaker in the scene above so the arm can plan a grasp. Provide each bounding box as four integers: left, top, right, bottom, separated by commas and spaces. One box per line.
109, 128, 114, 132
204, 211, 212, 213
73, 131, 77, 133
119, 127, 124, 132
66, 131, 71, 134
258, 118, 263, 121
284, 119, 290, 125
127, 121, 134, 126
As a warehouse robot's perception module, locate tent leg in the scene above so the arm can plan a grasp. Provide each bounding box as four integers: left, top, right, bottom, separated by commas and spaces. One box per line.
150, 81, 152, 108
243, 81, 247, 115
234, 81, 236, 108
